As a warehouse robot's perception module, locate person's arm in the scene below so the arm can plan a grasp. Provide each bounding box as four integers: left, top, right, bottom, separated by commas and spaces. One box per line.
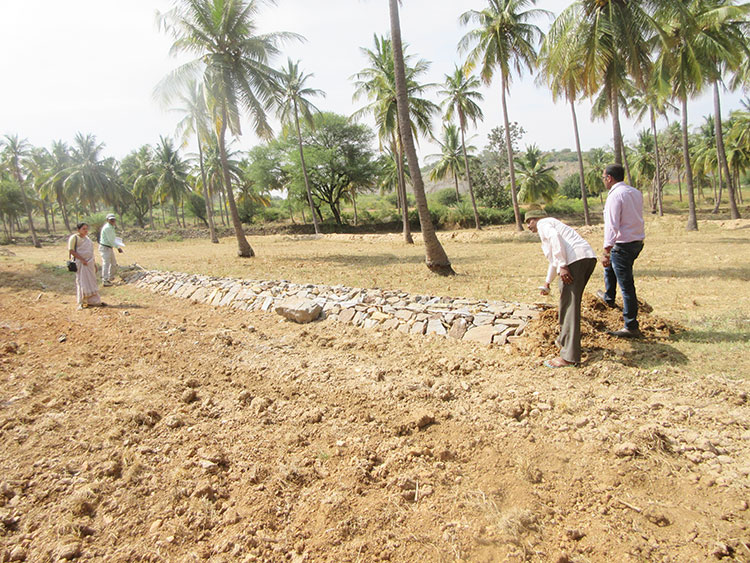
68, 236, 88, 265
602, 191, 621, 267
540, 263, 555, 295
544, 223, 574, 284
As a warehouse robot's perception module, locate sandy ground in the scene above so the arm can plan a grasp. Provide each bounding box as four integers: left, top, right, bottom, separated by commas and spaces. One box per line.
1, 267, 749, 562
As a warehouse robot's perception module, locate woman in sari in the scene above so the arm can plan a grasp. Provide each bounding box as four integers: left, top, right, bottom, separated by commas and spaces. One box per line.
68, 223, 104, 309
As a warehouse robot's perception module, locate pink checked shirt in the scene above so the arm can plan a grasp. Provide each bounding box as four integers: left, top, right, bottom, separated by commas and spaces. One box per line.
603, 182, 645, 249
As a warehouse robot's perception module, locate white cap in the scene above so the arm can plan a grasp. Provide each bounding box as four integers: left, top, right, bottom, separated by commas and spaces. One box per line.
106, 213, 116, 220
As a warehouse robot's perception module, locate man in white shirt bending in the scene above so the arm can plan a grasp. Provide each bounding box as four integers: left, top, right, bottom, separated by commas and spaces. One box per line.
526, 209, 597, 368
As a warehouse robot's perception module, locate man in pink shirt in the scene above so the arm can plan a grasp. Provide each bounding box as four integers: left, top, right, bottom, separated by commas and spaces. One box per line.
599, 164, 645, 338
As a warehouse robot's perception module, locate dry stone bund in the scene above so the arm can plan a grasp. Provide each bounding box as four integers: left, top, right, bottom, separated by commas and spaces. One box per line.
123, 269, 545, 346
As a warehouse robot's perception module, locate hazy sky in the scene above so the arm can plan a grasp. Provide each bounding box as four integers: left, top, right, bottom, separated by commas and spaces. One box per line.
1, 0, 747, 162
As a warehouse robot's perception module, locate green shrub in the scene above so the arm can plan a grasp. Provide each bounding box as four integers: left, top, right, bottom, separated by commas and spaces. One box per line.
543, 198, 583, 217
443, 201, 474, 228
163, 233, 184, 242
408, 205, 444, 229
433, 187, 461, 207
81, 213, 108, 242
560, 173, 585, 199
479, 206, 516, 225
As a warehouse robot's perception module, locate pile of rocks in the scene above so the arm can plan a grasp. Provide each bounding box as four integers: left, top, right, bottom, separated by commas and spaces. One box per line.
123, 269, 545, 346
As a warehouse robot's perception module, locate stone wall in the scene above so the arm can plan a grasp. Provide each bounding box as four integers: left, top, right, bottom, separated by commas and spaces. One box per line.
122, 269, 545, 346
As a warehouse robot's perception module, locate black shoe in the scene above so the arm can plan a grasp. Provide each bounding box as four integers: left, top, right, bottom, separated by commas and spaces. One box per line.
607, 328, 642, 339
596, 290, 616, 308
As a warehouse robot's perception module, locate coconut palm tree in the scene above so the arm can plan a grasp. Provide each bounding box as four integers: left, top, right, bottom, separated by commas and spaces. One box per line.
131, 145, 159, 228
388, 0, 453, 274
627, 80, 675, 216
158, 0, 299, 257
560, 1, 661, 169
630, 130, 657, 196
439, 64, 483, 229
171, 79, 219, 242
653, 0, 742, 230
538, 7, 591, 224
585, 147, 612, 203
515, 145, 558, 204
352, 34, 439, 244
149, 137, 191, 227
276, 58, 325, 235
0, 135, 41, 247
428, 124, 466, 202
54, 133, 115, 217
701, 0, 749, 220
693, 115, 723, 210
43, 141, 73, 232
726, 107, 750, 203
459, 0, 550, 231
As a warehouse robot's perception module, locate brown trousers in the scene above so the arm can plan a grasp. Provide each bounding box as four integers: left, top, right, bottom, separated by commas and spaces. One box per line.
558, 257, 597, 364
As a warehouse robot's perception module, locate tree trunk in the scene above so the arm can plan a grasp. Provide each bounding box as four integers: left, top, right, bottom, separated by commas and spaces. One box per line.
218, 107, 254, 257
389, 0, 452, 274
458, 113, 481, 230
650, 107, 664, 216
677, 170, 682, 202
294, 100, 321, 235
611, 89, 623, 167
41, 201, 50, 232
330, 202, 342, 225
713, 170, 722, 214
681, 97, 698, 231
570, 100, 591, 225
198, 139, 219, 243
173, 201, 181, 228
620, 130, 634, 187
714, 81, 740, 219
394, 130, 413, 244
453, 171, 460, 202
11, 165, 41, 248
58, 191, 71, 232
501, 74, 522, 232
352, 192, 358, 227
217, 182, 227, 225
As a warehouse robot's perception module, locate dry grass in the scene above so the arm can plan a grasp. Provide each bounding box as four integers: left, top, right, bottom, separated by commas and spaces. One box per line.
3, 212, 749, 378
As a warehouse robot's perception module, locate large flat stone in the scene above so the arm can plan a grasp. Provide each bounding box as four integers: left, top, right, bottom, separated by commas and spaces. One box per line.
275, 296, 322, 324
463, 325, 504, 345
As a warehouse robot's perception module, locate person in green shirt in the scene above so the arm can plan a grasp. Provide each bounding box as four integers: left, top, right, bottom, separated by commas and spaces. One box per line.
99, 213, 123, 286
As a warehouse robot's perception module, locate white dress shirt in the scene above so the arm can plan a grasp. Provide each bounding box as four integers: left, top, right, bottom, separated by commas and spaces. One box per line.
536, 217, 596, 284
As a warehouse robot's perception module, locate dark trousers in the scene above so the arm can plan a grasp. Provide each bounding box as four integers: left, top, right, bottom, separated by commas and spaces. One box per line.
559, 257, 597, 364
604, 240, 644, 330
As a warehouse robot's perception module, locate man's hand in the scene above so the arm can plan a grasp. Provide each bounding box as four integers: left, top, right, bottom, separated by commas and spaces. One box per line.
539, 283, 550, 296
601, 253, 611, 268
560, 266, 573, 285
117, 248, 123, 253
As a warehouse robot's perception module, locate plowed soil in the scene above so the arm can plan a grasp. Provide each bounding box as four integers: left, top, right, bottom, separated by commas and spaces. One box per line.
1, 268, 749, 562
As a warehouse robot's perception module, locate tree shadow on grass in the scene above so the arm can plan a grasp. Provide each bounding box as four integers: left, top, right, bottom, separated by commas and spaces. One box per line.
275, 252, 489, 267
583, 339, 689, 369
0, 263, 72, 294
638, 267, 750, 281
671, 330, 750, 344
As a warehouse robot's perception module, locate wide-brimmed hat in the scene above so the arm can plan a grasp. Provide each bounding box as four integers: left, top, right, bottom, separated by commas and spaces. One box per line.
524, 209, 547, 221
106, 213, 116, 220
